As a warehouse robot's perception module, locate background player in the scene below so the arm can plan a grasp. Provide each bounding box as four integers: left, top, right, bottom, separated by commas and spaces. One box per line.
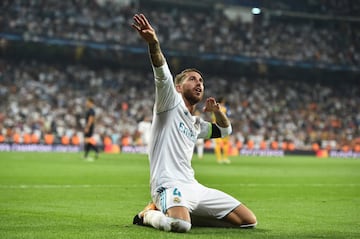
137, 115, 152, 153
212, 97, 231, 164
131, 13, 256, 233
84, 98, 99, 161
195, 110, 205, 159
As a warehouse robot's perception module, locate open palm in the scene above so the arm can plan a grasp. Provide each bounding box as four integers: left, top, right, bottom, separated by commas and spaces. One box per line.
132, 14, 158, 44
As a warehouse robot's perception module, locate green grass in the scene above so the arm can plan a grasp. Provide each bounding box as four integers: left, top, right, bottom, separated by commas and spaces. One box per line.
0, 152, 359, 239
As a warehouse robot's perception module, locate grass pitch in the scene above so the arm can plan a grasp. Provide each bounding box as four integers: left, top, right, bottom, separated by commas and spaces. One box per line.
0, 152, 359, 239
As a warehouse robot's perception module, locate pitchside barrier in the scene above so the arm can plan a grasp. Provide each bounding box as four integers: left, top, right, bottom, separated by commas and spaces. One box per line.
0, 143, 81, 152
0, 143, 359, 159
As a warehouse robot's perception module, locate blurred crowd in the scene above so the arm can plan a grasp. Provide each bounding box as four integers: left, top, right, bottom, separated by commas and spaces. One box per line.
0, 0, 359, 152
0, 60, 359, 151
264, 0, 360, 16
0, 60, 154, 147
1, 0, 359, 66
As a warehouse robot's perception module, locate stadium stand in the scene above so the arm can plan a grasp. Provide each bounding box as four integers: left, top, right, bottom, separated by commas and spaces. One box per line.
1, 0, 359, 66
0, 0, 359, 154
0, 59, 358, 152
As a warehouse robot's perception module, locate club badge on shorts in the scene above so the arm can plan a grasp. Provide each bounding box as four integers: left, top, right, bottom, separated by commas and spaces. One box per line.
173, 197, 181, 203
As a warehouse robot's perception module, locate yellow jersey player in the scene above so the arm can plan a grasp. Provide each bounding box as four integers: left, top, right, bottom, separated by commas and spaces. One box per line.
212, 97, 231, 164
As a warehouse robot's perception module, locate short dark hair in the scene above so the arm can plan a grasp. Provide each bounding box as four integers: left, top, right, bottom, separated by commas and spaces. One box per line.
87, 97, 94, 104
174, 68, 203, 85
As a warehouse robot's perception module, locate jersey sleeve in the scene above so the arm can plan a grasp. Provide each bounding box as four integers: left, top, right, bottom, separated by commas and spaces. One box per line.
198, 117, 231, 139
197, 118, 213, 139
152, 62, 181, 113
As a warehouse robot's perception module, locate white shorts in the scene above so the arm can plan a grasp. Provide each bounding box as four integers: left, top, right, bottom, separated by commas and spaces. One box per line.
152, 182, 241, 219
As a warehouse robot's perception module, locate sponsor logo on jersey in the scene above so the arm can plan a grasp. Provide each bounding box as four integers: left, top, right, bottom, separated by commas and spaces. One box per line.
178, 122, 196, 142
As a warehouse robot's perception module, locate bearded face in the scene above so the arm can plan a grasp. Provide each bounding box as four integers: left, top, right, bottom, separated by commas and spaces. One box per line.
182, 85, 203, 105
176, 72, 204, 105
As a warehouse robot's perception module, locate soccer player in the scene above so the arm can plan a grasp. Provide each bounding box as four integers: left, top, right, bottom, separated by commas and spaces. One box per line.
131, 14, 257, 233
195, 138, 205, 159
84, 98, 99, 161
212, 97, 231, 164
137, 115, 152, 152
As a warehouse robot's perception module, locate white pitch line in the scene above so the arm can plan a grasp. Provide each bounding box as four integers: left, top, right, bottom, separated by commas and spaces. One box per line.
210, 183, 360, 187
0, 183, 359, 189
0, 184, 148, 189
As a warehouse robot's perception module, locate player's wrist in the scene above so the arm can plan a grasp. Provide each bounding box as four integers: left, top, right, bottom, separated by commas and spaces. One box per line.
148, 37, 159, 45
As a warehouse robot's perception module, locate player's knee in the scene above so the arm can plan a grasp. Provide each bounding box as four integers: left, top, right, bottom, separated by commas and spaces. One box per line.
241, 215, 257, 229
250, 215, 257, 225
170, 219, 192, 233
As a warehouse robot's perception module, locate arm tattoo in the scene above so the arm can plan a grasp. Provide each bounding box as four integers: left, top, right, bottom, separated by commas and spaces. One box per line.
213, 111, 230, 128
148, 42, 165, 67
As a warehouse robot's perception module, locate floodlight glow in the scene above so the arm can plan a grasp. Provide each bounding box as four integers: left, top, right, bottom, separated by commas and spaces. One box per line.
251, 7, 261, 15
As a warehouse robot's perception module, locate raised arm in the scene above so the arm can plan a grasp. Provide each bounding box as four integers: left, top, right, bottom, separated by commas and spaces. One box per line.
132, 14, 165, 67
202, 97, 232, 138
203, 97, 230, 128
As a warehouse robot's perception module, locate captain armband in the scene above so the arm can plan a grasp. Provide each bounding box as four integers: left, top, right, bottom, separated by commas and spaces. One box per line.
210, 123, 232, 138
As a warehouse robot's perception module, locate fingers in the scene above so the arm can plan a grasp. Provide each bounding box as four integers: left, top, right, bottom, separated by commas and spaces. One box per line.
203, 97, 220, 112
140, 14, 151, 26
132, 14, 148, 30
131, 23, 140, 31
135, 14, 147, 26
208, 97, 215, 102
206, 97, 216, 105
132, 13, 159, 44
131, 14, 141, 31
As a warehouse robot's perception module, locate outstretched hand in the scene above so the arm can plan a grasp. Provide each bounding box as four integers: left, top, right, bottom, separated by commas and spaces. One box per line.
202, 97, 221, 113
132, 14, 158, 44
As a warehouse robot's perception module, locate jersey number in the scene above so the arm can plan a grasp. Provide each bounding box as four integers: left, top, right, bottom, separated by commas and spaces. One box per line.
173, 188, 182, 197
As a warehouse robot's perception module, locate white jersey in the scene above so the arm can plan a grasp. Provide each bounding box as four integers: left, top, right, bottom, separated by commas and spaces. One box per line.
149, 63, 212, 194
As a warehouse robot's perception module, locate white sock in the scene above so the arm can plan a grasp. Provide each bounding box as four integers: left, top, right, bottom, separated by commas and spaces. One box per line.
143, 210, 191, 232
143, 210, 171, 231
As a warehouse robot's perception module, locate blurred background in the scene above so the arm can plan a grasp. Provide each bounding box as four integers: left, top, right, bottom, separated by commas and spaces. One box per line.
0, 0, 359, 156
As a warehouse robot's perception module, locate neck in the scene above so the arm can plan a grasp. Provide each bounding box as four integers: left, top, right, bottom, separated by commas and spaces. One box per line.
184, 99, 196, 114
180, 92, 200, 115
